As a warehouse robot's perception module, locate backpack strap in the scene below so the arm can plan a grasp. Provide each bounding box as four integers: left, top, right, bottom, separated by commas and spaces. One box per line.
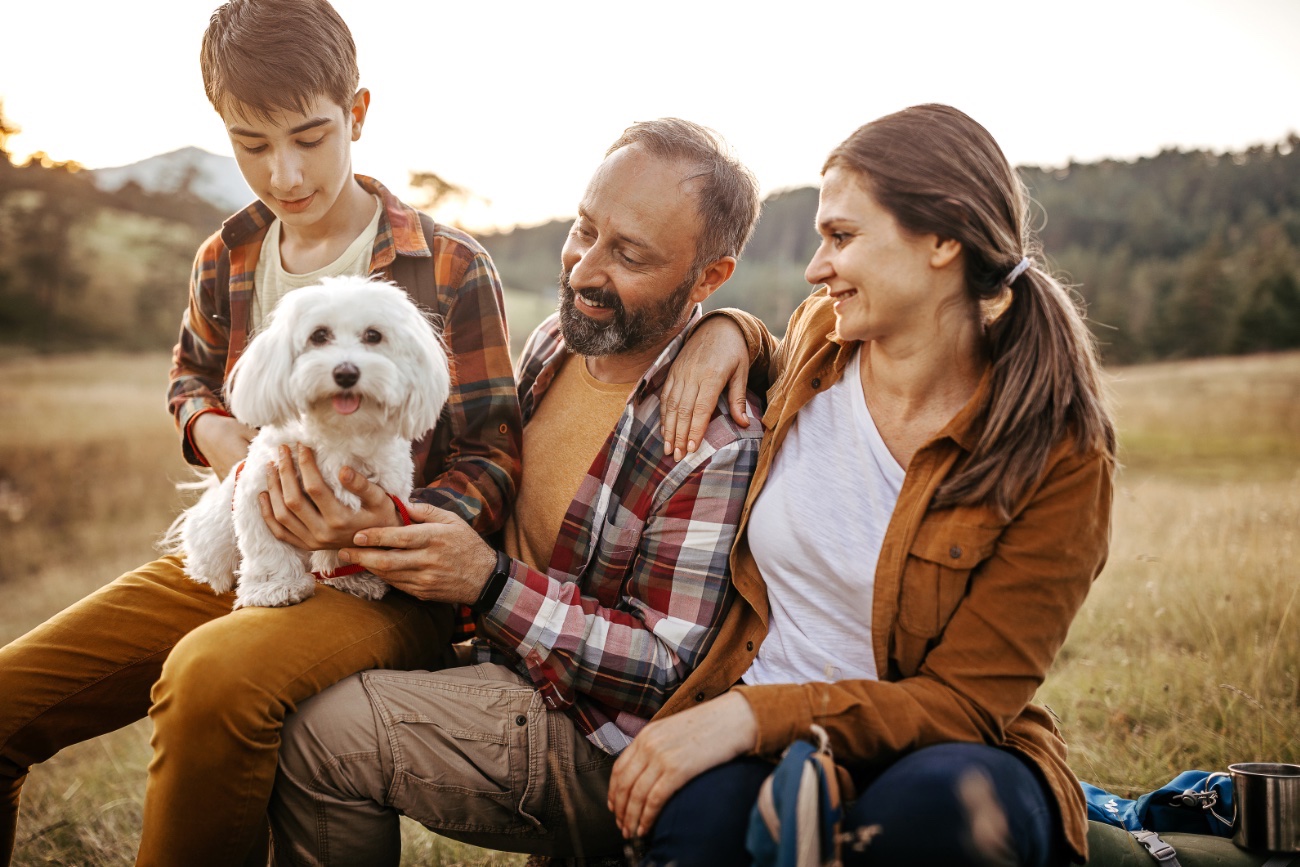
1130, 830, 1182, 866
388, 212, 440, 311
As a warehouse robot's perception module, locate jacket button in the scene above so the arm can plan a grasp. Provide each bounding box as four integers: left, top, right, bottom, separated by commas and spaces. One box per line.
746, 641, 754, 651
515, 714, 527, 726
695, 692, 705, 702
949, 545, 962, 559
810, 377, 821, 389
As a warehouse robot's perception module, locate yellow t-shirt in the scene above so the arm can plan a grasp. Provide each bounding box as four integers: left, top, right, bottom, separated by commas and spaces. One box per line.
503, 354, 637, 573
251, 195, 384, 333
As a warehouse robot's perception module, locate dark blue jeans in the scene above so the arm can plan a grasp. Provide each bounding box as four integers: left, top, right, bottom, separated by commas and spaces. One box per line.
644, 742, 1063, 867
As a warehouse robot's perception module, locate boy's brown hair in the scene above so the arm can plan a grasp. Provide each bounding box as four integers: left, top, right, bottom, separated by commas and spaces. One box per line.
201, 0, 359, 119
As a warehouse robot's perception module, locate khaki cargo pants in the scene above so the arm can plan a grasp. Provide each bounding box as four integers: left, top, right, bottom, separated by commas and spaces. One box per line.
269, 662, 623, 865
0, 555, 453, 867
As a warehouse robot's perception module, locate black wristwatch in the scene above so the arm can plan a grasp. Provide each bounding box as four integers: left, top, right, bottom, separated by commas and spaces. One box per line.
471, 549, 511, 615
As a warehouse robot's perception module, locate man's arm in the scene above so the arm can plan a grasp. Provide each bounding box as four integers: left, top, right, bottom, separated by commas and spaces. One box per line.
476, 430, 761, 720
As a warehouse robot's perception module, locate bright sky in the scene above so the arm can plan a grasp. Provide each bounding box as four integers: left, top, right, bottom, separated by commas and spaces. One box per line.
3, 0, 1298, 231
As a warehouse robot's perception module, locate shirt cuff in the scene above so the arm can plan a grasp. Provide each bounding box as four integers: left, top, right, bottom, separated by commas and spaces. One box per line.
731, 683, 816, 756
183, 406, 233, 467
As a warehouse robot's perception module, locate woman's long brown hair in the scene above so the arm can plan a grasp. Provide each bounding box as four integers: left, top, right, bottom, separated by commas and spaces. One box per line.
825, 104, 1116, 516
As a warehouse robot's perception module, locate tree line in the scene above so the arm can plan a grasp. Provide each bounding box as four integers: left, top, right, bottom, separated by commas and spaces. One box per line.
482, 138, 1300, 365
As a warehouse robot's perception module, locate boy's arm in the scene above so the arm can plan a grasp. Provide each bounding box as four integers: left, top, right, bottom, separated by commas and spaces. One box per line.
168, 234, 236, 468
408, 246, 522, 536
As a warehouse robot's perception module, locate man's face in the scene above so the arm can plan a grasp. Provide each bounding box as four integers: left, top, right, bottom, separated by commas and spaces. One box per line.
558, 146, 705, 357
222, 91, 366, 229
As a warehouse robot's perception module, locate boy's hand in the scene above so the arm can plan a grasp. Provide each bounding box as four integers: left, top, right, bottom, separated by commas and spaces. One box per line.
259, 445, 402, 550
192, 412, 256, 480
338, 503, 498, 604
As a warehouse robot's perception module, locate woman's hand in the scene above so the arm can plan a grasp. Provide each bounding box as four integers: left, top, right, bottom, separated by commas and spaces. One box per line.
660, 316, 751, 462
608, 691, 759, 839
258, 445, 402, 550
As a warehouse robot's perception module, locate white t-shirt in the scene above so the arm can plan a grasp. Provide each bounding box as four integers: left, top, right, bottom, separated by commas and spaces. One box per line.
742, 348, 905, 686
251, 195, 384, 333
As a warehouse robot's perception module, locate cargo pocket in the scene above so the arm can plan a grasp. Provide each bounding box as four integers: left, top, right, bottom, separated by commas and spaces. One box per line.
365, 669, 549, 836
894, 523, 1001, 674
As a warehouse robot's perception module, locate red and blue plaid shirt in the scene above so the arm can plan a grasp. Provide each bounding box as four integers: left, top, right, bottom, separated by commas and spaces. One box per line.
474, 310, 763, 754
166, 176, 521, 540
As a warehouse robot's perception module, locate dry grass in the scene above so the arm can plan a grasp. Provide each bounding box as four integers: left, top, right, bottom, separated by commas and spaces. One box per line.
2, 349, 1298, 863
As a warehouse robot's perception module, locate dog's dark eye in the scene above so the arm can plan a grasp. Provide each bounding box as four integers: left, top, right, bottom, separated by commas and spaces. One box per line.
309, 327, 332, 346
363, 329, 383, 345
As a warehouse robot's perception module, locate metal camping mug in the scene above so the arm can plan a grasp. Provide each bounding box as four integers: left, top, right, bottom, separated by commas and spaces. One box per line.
1223, 762, 1300, 852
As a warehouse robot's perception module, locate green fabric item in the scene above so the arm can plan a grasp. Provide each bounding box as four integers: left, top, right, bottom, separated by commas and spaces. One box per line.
1086, 821, 1300, 865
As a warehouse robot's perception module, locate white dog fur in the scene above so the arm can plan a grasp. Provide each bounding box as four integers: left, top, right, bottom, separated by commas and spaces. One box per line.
173, 276, 450, 608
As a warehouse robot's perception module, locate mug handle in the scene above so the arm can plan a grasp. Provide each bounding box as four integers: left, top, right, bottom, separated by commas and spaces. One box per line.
1203, 771, 1234, 828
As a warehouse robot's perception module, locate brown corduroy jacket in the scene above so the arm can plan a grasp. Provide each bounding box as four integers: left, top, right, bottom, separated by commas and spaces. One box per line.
652, 289, 1113, 863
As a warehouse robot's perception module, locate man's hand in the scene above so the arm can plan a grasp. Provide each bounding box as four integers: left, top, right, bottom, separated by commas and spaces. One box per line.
259, 445, 402, 550
659, 316, 751, 462
338, 503, 498, 604
192, 412, 256, 480
607, 691, 759, 839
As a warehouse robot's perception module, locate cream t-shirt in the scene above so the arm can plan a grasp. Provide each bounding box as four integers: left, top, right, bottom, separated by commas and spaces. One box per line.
251, 195, 384, 333
503, 353, 637, 573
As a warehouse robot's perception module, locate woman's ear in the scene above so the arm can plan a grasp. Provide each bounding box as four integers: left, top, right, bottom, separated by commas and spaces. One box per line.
227, 297, 298, 427
931, 236, 962, 270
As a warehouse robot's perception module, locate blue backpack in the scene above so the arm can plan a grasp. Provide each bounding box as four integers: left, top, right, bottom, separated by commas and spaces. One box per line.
1083, 771, 1235, 837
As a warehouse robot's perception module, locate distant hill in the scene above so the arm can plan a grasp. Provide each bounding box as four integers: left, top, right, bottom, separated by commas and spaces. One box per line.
90, 146, 252, 213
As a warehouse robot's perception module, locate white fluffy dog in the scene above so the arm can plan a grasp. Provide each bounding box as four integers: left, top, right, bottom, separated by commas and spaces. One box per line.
175, 276, 450, 609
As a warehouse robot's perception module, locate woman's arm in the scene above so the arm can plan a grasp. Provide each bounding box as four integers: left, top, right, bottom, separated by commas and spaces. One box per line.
659, 308, 783, 460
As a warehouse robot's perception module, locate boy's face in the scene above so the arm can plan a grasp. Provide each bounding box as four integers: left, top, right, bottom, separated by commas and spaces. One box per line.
223, 90, 369, 229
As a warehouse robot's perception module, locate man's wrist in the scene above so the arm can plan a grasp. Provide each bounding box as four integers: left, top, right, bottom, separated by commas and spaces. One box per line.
471, 549, 511, 615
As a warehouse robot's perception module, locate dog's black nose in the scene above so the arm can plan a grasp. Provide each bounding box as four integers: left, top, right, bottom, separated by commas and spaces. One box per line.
333, 362, 360, 389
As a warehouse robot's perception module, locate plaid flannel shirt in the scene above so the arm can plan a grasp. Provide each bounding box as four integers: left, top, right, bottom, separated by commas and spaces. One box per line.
167, 175, 520, 534
473, 310, 763, 754
167, 177, 522, 627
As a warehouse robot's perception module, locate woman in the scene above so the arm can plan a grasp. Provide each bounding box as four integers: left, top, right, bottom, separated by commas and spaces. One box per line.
607, 104, 1116, 866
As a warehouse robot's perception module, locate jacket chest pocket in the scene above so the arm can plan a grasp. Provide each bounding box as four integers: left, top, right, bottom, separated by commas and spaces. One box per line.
897, 522, 1001, 639
590, 512, 644, 588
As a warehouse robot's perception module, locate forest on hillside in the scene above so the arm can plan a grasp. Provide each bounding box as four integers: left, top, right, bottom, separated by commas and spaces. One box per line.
2, 116, 1298, 364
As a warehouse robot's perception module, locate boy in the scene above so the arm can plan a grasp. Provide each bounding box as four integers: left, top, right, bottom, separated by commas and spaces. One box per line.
0, 2, 521, 865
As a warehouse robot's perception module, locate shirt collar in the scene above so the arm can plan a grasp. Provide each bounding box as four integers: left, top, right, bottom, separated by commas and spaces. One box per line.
218, 175, 430, 263
534, 305, 704, 405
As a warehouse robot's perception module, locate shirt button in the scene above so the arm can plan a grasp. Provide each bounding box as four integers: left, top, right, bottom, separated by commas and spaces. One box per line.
695, 692, 705, 702
949, 545, 963, 559
499, 423, 509, 434
810, 377, 821, 389
746, 641, 754, 651
515, 714, 527, 726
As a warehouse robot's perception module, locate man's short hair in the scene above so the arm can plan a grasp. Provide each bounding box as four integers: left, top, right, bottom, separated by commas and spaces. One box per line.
606, 119, 761, 273
201, 0, 359, 120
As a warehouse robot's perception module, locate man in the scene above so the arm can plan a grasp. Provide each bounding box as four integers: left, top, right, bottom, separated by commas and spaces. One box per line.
266, 118, 765, 863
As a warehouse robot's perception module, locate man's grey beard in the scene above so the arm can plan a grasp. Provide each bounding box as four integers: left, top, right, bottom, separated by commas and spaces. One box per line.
557, 270, 696, 357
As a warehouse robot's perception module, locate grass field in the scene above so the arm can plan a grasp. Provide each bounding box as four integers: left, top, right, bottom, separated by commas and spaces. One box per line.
1, 349, 1297, 865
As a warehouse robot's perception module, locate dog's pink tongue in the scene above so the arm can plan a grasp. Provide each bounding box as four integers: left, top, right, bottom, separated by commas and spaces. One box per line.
332, 394, 361, 415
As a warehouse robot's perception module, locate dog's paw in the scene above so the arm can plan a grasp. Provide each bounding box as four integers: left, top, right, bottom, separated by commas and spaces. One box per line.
323, 573, 390, 601
232, 575, 316, 609
186, 570, 237, 595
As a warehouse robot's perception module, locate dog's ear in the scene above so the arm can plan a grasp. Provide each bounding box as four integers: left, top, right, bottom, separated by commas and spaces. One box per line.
394, 303, 451, 442
227, 295, 299, 427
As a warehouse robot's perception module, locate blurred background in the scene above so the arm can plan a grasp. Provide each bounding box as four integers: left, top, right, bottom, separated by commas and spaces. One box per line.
1, 1, 1298, 864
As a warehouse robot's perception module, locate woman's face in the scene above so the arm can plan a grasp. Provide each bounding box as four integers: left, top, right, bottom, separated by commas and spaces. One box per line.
806, 166, 965, 346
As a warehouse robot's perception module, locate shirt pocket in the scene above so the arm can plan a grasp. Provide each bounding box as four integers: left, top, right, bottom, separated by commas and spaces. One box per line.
897, 521, 1002, 639
591, 511, 644, 583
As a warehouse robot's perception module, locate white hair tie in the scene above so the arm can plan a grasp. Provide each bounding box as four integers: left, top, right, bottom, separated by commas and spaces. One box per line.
1005, 257, 1032, 285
